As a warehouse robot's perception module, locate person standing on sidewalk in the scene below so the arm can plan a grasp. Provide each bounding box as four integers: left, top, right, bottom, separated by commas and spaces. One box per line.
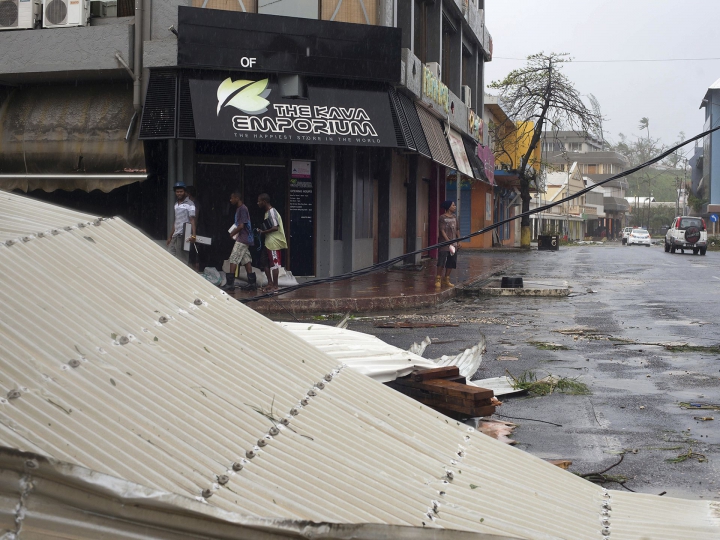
223, 191, 256, 291
256, 193, 287, 293
436, 200, 459, 288
167, 182, 196, 265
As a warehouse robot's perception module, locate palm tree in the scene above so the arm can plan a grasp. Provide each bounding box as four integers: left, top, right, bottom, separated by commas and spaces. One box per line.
638, 117, 650, 140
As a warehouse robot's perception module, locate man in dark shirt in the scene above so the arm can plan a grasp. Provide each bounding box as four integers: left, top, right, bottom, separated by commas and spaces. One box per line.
223, 191, 256, 291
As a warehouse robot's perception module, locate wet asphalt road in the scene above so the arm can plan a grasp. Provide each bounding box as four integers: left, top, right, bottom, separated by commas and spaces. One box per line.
342, 243, 720, 500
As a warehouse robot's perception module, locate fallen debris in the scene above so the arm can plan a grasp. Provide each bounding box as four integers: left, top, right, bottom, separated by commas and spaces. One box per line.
679, 402, 720, 411
528, 341, 569, 351
408, 336, 432, 356
666, 448, 707, 463
474, 419, 517, 445
693, 416, 714, 421
577, 453, 634, 491
375, 321, 459, 328
469, 376, 527, 397
387, 366, 496, 419
507, 371, 591, 396
546, 459, 573, 470
496, 355, 519, 361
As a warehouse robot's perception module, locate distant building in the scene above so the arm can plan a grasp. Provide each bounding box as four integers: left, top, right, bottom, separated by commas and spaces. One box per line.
700, 78, 720, 215
541, 130, 629, 237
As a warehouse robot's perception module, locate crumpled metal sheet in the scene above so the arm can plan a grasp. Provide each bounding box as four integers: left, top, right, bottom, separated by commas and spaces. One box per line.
0, 190, 718, 540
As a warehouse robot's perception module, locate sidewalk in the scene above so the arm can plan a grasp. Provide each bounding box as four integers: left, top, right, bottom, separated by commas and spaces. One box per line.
232, 251, 516, 315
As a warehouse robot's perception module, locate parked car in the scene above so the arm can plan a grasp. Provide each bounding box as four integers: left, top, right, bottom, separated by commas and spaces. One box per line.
627, 228, 651, 246
664, 216, 707, 255
621, 227, 634, 245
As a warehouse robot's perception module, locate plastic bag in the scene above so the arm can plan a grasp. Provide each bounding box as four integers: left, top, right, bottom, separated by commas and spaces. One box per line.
201, 267, 226, 287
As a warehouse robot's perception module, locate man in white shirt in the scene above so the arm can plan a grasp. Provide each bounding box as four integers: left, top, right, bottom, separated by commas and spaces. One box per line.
166, 182, 196, 264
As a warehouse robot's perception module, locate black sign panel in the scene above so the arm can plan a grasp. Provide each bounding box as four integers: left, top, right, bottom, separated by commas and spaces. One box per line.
178, 7, 401, 83
188, 76, 399, 147
289, 161, 314, 276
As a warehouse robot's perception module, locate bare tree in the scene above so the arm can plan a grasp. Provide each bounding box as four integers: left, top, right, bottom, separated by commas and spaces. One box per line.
588, 93, 607, 147
489, 53, 599, 247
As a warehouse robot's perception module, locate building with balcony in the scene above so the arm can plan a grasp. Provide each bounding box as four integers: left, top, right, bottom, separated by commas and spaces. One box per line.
0, 0, 493, 277
541, 130, 629, 237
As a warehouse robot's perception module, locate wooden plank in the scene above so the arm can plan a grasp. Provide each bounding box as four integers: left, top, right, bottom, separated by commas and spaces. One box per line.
391, 377, 494, 401
411, 367, 460, 381
386, 385, 492, 408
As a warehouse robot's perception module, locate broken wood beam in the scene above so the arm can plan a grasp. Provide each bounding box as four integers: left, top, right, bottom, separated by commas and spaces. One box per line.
410, 367, 460, 381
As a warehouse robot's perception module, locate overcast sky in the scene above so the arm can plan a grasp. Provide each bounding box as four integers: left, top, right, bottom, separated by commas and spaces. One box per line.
484, 0, 720, 150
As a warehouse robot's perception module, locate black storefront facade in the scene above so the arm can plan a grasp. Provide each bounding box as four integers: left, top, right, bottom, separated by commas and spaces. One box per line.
140, 7, 415, 277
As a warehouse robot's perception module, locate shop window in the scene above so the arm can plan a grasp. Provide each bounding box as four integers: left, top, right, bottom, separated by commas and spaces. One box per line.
259, 0, 317, 18
355, 148, 374, 239
322, 0, 376, 24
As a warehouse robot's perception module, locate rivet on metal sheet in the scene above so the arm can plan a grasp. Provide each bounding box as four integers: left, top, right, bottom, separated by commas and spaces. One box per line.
22, 236, 32, 243
601, 527, 610, 536
269, 427, 280, 436
7, 390, 21, 400
0, 398, 8, 405
438, 490, 446, 497
281, 416, 292, 425
307, 389, 317, 397
324, 373, 333, 382
601, 502, 611, 511
232, 462, 244, 472
290, 408, 300, 416
37, 232, 45, 238
257, 439, 268, 447
5, 240, 14, 247
51, 229, 60, 235
93, 219, 102, 226
601, 518, 610, 527
246, 449, 257, 459
194, 299, 203, 305
201, 489, 213, 498
464, 435, 471, 442
467, 427, 475, 432
118, 336, 130, 345
316, 381, 325, 390
300, 398, 310, 406
158, 316, 169, 324
445, 471, 454, 481
64, 226, 73, 231
78, 223, 86, 228
24, 460, 38, 470
68, 359, 81, 368
217, 475, 229, 485
431, 500, 439, 513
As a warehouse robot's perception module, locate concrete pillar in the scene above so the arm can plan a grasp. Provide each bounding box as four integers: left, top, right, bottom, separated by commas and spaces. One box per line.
446, 19, 462, 96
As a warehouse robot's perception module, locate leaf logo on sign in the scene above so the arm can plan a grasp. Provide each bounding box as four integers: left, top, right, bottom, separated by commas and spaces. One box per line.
216, 78, 271, 116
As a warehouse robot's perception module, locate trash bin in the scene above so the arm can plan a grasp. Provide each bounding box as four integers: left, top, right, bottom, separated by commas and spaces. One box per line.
538, 235, 559, 251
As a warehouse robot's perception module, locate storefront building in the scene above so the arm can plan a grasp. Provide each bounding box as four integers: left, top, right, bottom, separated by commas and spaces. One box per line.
140, 4, 493, 277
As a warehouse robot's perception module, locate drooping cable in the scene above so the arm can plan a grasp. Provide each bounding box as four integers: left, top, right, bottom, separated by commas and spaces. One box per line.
241, 125, 720, 304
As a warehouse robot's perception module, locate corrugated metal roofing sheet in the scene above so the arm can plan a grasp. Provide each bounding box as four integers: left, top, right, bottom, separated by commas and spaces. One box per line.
1, 191, 718, 539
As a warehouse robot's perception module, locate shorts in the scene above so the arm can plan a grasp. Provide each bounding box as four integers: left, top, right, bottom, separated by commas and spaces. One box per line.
229, 242, 252, 266
260, 248, 282, 271
437, 250, 457, 269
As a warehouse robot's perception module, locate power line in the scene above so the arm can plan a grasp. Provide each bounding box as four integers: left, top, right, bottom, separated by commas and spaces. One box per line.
494, 56, 720, 63
241, 123, 720, 304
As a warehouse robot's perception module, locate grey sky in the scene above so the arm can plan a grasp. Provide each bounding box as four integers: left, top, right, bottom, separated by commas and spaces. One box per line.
485, 0, 720, 151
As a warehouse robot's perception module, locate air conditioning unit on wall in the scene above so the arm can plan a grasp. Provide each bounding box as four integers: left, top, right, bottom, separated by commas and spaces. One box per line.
426, 62, 441, 80
461, 85, 472, 109
0, 0, 41, 30
43, 0, 89, 27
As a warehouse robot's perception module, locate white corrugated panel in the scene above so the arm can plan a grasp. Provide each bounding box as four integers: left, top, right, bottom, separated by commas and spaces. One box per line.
277, 322, 437, 382
0, 191, 717, 540
279, 323, 484, 383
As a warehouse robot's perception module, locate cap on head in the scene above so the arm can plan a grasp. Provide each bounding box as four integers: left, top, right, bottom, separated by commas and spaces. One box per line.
173, 182, 187, 190
441, 200, 454, 210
